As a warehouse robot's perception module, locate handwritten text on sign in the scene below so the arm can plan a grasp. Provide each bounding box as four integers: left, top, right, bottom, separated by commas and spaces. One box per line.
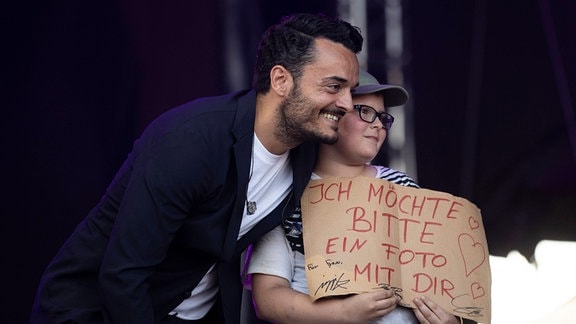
301, 177, 491, 323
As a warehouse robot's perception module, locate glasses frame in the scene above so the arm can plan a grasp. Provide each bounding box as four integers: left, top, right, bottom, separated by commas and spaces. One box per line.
352, 104, 395, 130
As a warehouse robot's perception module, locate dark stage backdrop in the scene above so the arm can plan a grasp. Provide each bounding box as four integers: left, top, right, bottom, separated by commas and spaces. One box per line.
407, 0, 576, 256
3, 0, 575, 322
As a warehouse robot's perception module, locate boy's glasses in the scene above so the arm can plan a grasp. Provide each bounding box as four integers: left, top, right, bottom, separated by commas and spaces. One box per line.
353, 104, 394, 130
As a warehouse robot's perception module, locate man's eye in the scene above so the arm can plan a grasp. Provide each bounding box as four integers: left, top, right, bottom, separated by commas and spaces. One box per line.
327, 84, 341, 92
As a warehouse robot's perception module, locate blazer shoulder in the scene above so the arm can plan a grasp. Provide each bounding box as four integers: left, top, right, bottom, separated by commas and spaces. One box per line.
138, 90, 255, 139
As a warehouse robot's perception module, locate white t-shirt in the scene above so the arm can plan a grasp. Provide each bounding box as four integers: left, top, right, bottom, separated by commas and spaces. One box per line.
170, 134, 292, 320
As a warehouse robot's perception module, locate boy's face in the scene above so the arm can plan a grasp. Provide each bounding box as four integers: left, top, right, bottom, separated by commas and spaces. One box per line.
333, 93, 388, 165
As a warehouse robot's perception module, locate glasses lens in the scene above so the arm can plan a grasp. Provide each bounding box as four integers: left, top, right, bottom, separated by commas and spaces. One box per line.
380, 114, 394, 130
358, 105, 377, 123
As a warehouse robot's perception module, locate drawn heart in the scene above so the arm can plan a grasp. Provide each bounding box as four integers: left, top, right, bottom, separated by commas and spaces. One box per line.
458, 233, 486, 277
471, 282, 485, 299
468, 217, 480, 230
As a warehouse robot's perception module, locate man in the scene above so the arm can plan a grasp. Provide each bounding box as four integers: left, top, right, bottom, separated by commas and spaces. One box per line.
31, 13, 363, 323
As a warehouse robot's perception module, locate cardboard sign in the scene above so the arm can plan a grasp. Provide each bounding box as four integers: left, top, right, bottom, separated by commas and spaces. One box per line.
302, 177, 491, 323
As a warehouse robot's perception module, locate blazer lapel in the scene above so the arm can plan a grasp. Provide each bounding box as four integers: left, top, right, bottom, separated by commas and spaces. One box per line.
221, 91, 255, 262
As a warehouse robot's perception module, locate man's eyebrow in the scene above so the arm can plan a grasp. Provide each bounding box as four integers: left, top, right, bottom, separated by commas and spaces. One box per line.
322, 76, 351, 85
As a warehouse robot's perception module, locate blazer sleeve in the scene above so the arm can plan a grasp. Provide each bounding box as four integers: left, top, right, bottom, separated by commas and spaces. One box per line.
98, 115, 218, 323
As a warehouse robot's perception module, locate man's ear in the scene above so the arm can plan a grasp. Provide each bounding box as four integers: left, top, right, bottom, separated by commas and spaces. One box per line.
269, 65, 293, 96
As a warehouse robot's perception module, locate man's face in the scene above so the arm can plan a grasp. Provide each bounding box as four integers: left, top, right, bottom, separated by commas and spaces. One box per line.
275, 38, 359, 146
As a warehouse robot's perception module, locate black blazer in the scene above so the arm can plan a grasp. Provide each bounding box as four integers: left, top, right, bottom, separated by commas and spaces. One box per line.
31, 90, 317, 323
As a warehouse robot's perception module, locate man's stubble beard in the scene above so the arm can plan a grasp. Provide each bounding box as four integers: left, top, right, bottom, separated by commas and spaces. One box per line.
275, 84, 338, 148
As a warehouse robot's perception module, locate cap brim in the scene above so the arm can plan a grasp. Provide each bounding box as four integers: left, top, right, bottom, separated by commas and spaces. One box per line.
353, 84, 409, 108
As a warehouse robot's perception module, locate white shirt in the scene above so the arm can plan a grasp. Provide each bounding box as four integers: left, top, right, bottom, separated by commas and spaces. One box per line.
170, 134, 292, 320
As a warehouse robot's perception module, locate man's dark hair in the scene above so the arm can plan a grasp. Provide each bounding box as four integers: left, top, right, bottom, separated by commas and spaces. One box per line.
252, 13, 363, 93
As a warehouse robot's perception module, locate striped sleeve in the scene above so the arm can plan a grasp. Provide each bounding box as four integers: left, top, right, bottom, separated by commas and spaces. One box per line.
375, 165, 420, 188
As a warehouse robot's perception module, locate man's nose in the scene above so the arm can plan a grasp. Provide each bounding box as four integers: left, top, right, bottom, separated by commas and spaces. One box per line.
336, 91, 353, 113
